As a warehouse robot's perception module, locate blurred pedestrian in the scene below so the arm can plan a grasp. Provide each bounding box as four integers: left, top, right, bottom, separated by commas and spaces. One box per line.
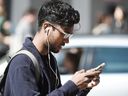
9, 8, 36, 55
112, 5, 128, 34
92, 12, 113, 35
0, 0, 11, 59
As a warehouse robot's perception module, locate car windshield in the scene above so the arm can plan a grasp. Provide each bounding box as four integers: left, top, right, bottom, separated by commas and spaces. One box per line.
56, 47, 128, 74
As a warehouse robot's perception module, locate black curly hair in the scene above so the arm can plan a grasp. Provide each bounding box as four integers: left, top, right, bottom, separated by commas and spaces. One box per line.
38, 0, 80, 30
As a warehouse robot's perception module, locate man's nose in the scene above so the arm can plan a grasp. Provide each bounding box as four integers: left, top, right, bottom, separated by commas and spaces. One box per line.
64, 38, 69, 43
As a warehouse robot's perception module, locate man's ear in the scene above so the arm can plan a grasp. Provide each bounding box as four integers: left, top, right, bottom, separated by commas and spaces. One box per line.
44, 23, 48, 29
43, 22, 52, 35
43, 23, 49, 35
45, 27, 53, 36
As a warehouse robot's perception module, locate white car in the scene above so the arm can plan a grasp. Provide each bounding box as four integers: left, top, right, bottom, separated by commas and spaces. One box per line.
55, 35, 128, 96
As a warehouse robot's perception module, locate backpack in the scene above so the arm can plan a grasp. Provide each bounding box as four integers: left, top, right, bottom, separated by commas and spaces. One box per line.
0, 50, 40, 96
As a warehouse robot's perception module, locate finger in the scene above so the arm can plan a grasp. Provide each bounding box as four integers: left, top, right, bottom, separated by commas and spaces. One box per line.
93, 77, 100, 85
78, 82, 88, 90
88, 77, 100, 88
87, 80, 99, 88
86, 68, 102, 73
75, 69, 85, 75
93, 76, 100, 81
87, 67, 103, 73
92, 79, 100, 86
84, 77, 92, 83
78, 69, 85, 73
87, 82, 94, 88
85, 70, 101, 77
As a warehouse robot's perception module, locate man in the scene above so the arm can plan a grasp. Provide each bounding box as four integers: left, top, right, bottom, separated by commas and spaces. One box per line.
4, 0, 101, 96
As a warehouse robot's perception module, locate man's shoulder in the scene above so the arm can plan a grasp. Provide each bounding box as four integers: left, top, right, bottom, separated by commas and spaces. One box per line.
9, 54, 33, 71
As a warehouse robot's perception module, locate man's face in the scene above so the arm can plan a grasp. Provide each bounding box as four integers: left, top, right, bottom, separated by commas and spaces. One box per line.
48, 24, 74, 53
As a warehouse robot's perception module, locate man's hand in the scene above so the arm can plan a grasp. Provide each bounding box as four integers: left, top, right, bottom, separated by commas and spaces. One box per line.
71, 69, 101, 90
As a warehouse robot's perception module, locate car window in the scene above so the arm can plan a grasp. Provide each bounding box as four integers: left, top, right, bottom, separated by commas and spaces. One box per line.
55, 48, 83, 74
55, 47, 128, 74
93, 47, 128, 73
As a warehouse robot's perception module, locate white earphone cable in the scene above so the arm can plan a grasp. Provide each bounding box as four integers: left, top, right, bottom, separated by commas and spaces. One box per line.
47, 37, 59, 88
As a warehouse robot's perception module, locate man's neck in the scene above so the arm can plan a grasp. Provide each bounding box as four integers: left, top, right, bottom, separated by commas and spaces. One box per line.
32, 32, 48, 55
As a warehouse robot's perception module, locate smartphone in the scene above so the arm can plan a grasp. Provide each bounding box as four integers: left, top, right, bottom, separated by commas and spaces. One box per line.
94, 63, 106, 71
85, 63, 105, 77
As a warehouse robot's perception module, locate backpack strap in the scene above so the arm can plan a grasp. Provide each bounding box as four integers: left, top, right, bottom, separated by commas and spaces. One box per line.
0, 61, 10, 95
13, 50, 40, 81
0, 50, 40, 94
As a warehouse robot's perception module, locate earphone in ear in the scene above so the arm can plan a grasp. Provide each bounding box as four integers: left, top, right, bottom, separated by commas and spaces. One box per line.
45, 27, 52, 36
46, 30, 49, 36
45, 29, 49, 36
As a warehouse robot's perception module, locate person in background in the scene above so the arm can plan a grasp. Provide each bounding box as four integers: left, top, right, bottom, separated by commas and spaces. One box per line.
0, 0, 11, 58
112, 5, 128, 34
4, 0, 101, 96
92, 12, 113, 35
0, 0, 6, 32
9, 8, 36, 55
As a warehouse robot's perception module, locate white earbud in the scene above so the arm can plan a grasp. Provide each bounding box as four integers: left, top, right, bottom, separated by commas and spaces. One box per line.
45, 27, 51, 36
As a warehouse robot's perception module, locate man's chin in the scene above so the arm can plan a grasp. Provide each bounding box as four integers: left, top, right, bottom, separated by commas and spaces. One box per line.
52, 48, 61, 53
52, 49, 60, 53
51, 46, 61, 53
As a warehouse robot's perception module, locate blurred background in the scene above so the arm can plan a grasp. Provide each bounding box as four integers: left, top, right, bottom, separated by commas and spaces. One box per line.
1, 0, 128, 35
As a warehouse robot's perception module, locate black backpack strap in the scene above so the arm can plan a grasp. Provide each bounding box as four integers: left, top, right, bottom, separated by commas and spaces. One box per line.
0, 61, 10, 95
